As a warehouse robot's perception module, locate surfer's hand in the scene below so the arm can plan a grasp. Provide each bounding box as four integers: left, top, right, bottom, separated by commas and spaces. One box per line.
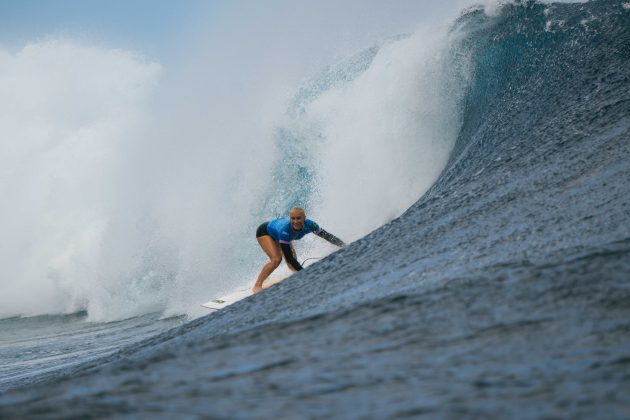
252, 285, 263, 294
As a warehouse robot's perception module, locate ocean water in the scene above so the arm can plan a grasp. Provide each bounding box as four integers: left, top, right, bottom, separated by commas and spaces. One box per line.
1, 0, 629, 417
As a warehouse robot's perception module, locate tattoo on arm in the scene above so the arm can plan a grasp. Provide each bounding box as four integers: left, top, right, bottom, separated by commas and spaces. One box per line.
316, 229, 346, 247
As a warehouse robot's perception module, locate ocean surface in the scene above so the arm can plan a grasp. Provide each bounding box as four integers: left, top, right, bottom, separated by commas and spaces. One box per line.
1, 0, 629, 417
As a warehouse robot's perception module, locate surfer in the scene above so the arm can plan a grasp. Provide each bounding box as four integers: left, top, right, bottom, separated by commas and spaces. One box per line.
253, 207, 346, 293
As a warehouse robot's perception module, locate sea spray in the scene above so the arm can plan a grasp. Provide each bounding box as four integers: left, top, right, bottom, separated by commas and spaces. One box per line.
0, 20, 472, 321
0, 40, 161, 320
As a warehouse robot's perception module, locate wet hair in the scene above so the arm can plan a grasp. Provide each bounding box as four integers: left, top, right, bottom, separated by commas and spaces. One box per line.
290, 207, 305, 216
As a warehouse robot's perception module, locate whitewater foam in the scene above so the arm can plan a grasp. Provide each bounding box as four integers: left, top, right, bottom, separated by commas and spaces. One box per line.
306, 28, 470, 239
0, 39, 161, 320
0, 18, 471, 322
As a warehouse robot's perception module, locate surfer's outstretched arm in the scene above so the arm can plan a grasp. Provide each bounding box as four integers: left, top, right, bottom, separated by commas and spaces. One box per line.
316, 229, 346, 247
280, 242, 303, 271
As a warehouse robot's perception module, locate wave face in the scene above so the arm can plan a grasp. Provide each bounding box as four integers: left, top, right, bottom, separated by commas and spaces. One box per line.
1, 0, 629, 417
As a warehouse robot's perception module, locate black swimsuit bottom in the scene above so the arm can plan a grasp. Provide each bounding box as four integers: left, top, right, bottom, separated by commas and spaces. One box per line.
256, 222, 270, 238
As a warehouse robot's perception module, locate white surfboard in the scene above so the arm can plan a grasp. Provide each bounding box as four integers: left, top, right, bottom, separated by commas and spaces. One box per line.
201, 276, 288, 310
201, 288, 252, 310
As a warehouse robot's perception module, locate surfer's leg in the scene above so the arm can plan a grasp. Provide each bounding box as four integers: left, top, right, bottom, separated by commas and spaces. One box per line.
253, 236, 282, 292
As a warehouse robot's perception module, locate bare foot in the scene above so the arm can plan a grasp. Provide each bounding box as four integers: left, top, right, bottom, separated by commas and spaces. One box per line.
252, 285, 263, 294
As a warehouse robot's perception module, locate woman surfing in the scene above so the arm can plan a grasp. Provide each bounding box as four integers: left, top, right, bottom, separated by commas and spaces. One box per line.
253, 207, 345, 293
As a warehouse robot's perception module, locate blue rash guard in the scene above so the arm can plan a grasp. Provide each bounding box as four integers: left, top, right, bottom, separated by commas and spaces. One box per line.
257, 217, 345, 271
266, 218, 321, 244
